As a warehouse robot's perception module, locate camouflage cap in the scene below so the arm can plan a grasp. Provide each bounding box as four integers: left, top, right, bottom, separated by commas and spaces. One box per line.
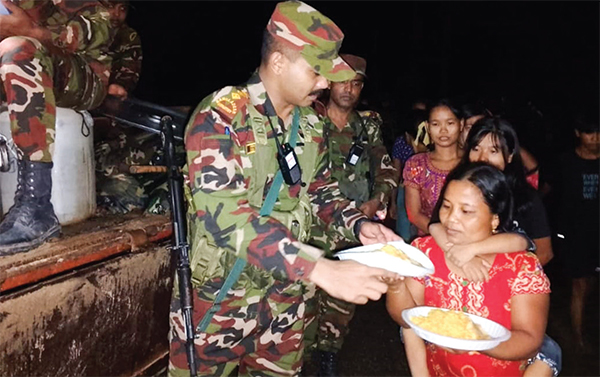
340, 54, 367, 78
267, 1, 355, 82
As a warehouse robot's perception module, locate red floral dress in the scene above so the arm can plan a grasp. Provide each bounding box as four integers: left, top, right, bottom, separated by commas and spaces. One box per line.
412, 236, 551, 377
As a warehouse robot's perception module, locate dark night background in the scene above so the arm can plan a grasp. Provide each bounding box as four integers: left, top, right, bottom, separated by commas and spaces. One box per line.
120, 4, 599, 375
125, 1, 599, 163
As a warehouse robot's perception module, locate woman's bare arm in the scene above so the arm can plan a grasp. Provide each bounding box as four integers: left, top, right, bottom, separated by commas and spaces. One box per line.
405, 186, 430, 234
483, 293, 549, 360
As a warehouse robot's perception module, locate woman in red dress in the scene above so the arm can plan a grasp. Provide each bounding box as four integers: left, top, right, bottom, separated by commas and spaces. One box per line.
387, 162, 550, 377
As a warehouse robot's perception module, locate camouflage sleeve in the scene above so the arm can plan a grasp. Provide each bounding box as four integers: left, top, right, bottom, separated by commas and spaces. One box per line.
185, 94, 321, 283
307, 116, 367, 243
364, 111, 398, 205
45, 1, 112, 55
110, 26, 143, 93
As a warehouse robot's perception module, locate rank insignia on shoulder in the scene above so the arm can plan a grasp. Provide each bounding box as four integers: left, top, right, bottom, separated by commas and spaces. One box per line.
216, 97, 236, 115
245, 142, 256, 155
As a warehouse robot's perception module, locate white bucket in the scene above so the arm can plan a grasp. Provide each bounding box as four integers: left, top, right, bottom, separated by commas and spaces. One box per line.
0, 108, 96, 225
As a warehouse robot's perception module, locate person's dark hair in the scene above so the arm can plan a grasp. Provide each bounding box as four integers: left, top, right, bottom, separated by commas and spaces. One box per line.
426, 98, 463, 121
103, 0, 130, 8
461, 102, 491, 120
573, 108, 599, 133
404, 108, 428, 139
261, 30, 300, 65
460, 116, 534, 216
440, 162, 514, 232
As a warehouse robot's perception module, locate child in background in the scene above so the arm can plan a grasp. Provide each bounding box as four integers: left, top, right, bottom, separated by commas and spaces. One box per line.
402, 99, 463, 235
548, 111, 599, 350
460, 101, 541, 189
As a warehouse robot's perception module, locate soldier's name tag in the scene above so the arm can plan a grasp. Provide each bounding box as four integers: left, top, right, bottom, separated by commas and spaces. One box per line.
346, 143, 364, 166
278, 143, 302, 185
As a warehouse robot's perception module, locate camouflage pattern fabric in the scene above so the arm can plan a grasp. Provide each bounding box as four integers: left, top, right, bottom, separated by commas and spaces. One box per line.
95, 126, 160, 177
108, 24, 142, 93
304, 289, 356, 354
0, 0, 113, 162
308, 110, 397, 254
95, 125, 164, 214
326, 110, 397, 208
144, 180, 170, 215
96, 173, 147, 214
304, 110, 397, 354
266, 1, 354, 83
168, 71, 367, 376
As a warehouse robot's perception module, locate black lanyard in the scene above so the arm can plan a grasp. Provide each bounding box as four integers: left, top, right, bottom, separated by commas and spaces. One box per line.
346, 111, 368, 166
265, 108, 302, 186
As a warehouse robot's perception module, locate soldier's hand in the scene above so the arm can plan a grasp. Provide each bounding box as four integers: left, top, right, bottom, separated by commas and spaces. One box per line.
358, 198, 380, 219
388, 201, 398, 220
308, 258, 402, 304
108, 84, 128, 99
0, 0, 35, 38
358, 221, 402, 245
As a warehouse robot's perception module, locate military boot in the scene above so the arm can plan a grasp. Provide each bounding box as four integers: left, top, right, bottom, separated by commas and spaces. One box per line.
0, 160, 60, 255
317, 351, 338, 377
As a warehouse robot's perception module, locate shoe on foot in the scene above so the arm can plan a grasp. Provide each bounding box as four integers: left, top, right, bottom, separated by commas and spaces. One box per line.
317, 351, 338, 377
0, 160, 60, 255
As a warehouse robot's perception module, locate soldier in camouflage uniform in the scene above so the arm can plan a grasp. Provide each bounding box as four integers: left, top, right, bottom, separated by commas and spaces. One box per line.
93, 0, 154, 215
0, 0, 113, 255
105, 0, 141, 100
304, 54, 398, 375
168, 2, 403, 376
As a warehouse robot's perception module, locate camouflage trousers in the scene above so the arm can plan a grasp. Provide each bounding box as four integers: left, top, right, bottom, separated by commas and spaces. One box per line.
0, 36, 106, 162
303, 286, 356, 354
169, 276, 309, 377
304, 231, 358, 355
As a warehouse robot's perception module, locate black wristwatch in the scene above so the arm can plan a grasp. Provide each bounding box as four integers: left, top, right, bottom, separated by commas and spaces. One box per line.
353, 217, 371, 239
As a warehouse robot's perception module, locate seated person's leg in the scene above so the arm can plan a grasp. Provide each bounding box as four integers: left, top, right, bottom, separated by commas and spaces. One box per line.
0, 36, 59, 254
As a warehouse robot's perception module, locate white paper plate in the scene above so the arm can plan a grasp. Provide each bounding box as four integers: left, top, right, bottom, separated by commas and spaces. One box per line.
402, 306, 511, 351
334, 241, 434, 277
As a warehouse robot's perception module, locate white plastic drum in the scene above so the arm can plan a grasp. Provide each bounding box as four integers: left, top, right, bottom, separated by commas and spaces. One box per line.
0, 107, 96, 225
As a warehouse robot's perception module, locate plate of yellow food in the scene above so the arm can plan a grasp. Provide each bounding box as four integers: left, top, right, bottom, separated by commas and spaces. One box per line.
334, 241, 434, 277
402, 306, 511, 351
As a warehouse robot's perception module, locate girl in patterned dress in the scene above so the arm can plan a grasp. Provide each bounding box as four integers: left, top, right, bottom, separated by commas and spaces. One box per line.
403, 99, 463, 236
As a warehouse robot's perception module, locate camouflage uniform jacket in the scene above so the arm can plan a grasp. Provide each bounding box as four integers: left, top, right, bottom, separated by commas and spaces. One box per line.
184, 72, 366, 287
109, 24, 142, 93
325, 110, 397, 207
16, 0, 113, 86
308, 110, 397, 254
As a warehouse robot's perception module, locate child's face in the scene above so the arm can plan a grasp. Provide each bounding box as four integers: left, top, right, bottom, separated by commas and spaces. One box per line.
460, 115, 485, 147
427, 106, 463, 148
469, 134, 510, 171
576, 130, 600, 154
